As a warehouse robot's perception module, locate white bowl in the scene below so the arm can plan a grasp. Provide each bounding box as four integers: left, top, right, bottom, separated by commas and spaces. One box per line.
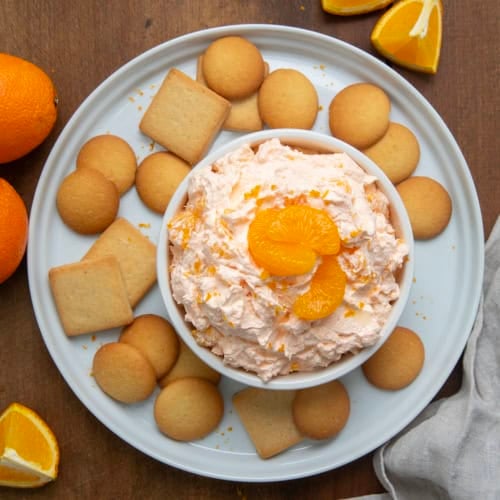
157, 129, 414, 390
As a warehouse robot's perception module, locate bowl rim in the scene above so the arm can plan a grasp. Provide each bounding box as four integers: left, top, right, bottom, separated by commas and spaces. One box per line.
156, 128, 415, 390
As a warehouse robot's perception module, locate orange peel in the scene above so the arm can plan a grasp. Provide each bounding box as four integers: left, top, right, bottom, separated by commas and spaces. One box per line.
321, 0, 394, 16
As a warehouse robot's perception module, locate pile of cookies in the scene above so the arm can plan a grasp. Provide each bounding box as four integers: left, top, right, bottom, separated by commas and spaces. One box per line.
139, 34, 452, 240
50, 123, 196, 334
92, 314, 224, 441
47, 34, 447, 457
232, 325, 424, 459
139, 36, 322, 165
49, 217, 156, 335
49, 130, 227, 442
328, 81, 452, 240
233, 380, 350, 459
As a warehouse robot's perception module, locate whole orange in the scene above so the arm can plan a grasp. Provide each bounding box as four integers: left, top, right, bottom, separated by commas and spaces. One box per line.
0, 53, 58, 164
0, 178, 28, 283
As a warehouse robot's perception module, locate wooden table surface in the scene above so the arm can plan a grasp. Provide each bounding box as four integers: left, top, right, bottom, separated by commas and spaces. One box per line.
1, 1, 498, 498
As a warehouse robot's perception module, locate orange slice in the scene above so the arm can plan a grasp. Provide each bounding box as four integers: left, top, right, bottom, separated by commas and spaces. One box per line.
321, 0, 394, 16
0, 403, 59, 488
293, 255, 347, 320
371, 0, 443, 74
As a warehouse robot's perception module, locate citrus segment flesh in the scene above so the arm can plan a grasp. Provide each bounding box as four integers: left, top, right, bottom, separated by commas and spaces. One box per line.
248, 209, 317, 276
247, 206, 340, 276
0, 403, 59, 488
0, 464, 47, 488
371, 0, 442, 74
321, 0, 394, 15
293, 255, 347, 320
267, 205, 340, 255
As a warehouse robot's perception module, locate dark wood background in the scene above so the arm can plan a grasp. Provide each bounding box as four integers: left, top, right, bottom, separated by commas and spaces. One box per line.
0, 1, 498, 498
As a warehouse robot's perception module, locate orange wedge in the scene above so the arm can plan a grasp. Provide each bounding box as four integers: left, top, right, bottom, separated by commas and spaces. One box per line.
293, 255, 347, 320
321, 0, 394, 16
0, 403, 59, 488
371, 0, 443, 74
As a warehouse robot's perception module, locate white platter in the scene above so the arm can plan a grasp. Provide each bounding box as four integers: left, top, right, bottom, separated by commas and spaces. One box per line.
27, 25, 484, 482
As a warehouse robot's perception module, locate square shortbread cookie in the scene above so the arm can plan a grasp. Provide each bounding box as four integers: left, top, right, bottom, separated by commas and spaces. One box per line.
82, 218, 157, 308
48, 255, 133, 336
139, 68, 231, 165
232, 388, 304, 459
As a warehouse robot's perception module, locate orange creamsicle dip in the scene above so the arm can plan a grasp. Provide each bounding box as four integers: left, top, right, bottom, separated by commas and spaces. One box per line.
168, 139, 408, 381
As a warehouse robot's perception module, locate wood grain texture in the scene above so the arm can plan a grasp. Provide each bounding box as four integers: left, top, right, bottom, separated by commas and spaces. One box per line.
0, 0, 498, 498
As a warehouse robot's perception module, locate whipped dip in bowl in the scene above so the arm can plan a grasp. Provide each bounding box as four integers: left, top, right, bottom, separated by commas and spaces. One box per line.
157, 129, 414, 390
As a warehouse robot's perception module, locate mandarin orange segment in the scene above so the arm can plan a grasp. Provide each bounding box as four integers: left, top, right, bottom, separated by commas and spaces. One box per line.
371, 0, 442, 74
293, 255, 347, 320
247, 206, 340, 276
248, 209, 317, 276
267, 205, 340, 256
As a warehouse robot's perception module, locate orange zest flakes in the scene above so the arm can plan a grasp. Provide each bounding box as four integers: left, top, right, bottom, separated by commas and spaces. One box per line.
259, 269, 270, 280
293, 255, 347, 320
192, 259, 202, 273
168, 210, 199, 249
284, 193, 307, 206
247, 206, 341, 276
244, 185, 261, 199
211, 243, 231, 259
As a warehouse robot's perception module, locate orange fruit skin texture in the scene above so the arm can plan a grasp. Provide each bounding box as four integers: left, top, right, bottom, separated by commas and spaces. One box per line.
0, 178, 29, 284
321, 0, 394, 15
0, 53, 57, 164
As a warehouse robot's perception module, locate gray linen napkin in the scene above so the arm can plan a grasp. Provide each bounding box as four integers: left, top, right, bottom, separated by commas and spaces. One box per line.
347, 216, 500, 500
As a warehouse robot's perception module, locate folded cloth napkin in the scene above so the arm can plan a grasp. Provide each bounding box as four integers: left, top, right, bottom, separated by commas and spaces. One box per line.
347, 216, 500, 500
